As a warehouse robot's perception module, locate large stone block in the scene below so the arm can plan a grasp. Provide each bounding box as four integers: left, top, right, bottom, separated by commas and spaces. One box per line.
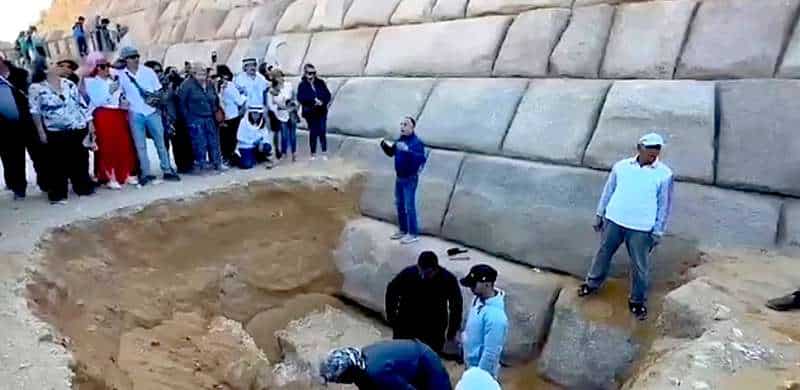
226, 38, 270, 71
365, 16, 512, 76
778, 23, 800, 77
601, 0, 696, 79
549, 4, 614, 78
338, 137, 464, 235
432, 0, 468, 20
717, 80, 800, 195
183, 8, 229, 42
343, 0, 400, 27
416, 78, 528, 154
252, 0, 302, 37
276, 0, 317, 33
307, 0, 353, 31
676, 0, 800, 79
215, 6, 252, 39
390, 0, 436, 24
467, 0, 571, 17
304, 28, 377, 76
159, 0, 184, 22
538, 288, 639, 390
584, 80, 715, 183
502, 79, 611, 165
335, 217, 570, 362
145, 44, 169, 64
166, 19, 190, 44
179, 0, 201, 16
493, 8, 571, 77
264, 33, 311, 75
328, 77, 436, 138
163, 40, 236, 68
782, 200, 800, 248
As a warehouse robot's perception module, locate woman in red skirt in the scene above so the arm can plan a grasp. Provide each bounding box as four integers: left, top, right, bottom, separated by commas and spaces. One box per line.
83, 52, 138, 189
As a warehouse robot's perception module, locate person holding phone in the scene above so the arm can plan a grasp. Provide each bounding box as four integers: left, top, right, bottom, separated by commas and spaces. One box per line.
297, 63, 331, 160
382, 116, 427, 245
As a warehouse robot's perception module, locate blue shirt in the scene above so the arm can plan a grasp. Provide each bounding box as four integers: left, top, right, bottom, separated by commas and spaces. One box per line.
394, 133, 427, 178
463, 290, 508, 378
0, 77, 19, 121
73, 24, 85, 39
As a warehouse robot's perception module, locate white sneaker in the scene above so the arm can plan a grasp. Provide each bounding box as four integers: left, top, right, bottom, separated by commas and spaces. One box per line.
310, 155, 317, 161
126, 177, 139, 185
322, 155, 329, 161
106, 181, 122, 190
390, 231, 405, 240
400, 235, 420, 245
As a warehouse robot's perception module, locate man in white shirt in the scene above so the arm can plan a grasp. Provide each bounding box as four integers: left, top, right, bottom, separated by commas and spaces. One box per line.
578, 132, 674, 321
117, 46, 179, 185
233, 57, 268, 110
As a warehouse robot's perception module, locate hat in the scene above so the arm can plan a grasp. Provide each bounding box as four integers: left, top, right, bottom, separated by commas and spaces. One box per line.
118, 46, 140, 60
55, 56, 79, 70
639, 133, 665, 147
460, 264, 498, 288
319, 347, 365, 383
242, 57, 257, 66
248, 105, 264, 111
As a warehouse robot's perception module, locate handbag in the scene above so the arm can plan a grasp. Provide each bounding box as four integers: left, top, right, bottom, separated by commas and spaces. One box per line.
125, 71, 164, 108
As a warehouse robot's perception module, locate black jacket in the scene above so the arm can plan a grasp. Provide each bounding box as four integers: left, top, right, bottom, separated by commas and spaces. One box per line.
0, 61, 33, 127
296, 77, 331, 119
386, 265, 463, 343
354, 340, 452, 390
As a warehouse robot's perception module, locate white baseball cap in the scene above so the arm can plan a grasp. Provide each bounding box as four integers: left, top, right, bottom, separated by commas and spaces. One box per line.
639, 133, 665, 147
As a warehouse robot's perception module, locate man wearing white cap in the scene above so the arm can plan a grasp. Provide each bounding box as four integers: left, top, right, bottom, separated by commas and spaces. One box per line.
233, 57, 268, 110
578, 132, 674, 321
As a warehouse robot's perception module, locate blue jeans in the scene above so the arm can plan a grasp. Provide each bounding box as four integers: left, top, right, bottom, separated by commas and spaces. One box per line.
395, 175, 420, 236
129, 111, 174, 177
238, 142, 272, 169
187, 117, 222, 169
279, 120, 297, 155
585, 219, 655, 304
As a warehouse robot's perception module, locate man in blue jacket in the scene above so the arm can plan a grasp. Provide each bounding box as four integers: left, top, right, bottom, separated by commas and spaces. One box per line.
382, 116, 427, 245
460, 264, 508, 379
319, 339, 452, 389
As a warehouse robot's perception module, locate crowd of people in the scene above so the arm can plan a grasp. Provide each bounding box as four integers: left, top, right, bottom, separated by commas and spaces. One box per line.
0, 42, 333, 204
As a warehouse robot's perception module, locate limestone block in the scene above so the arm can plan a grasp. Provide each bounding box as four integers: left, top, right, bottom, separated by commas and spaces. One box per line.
337, 137, 464, 235
549, 4, 614, 78
304, 28, 377, 76
366, 16, 512, 76
276, 0, 317, 33
167, 19, 190, 44
159, 0, 184, 22
118, 10, 159, 46
249, 0, 295, 37
145, 44, 169, 64
778, 22, 800, 77
782, 200, 800, 247
307, 0, 353, 31
601, 0, 695, 79
717, 80, 800, 195
183, 8, 229, 42
163, 40, 236, 68
216, 7, 252, 39
264, 33, 311, 75
432, 0, 468, 20
179, 0, 201, 17
327, 77, 436, 138
390, 0, 435, 24
502, 79, 611, 165
468, 0, 571, 16
343, 0, 400, 27
584, 80, 715, 183
48, 41, 62, 58
538, 288, 639, 390
226, 38, 270, 71
676, 0, 800, 79
493, 8, 571, 77
335, 217, 570, 362
416, 78, 528, 154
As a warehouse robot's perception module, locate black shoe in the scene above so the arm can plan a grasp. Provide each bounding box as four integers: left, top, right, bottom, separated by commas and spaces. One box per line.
138, 175, 152, 186
629, 301, 648, 321
766, 291, 800, 311
13, 192, 25, 201
163, 172, 181, 182
577, 283, 598, 297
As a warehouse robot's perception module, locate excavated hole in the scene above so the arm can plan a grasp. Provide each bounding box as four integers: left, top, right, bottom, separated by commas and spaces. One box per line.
23, 177, 688, 390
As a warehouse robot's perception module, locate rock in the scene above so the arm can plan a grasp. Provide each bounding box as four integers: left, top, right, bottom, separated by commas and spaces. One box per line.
218, 264, 283, 323
416, 78, 528, 154
163, 40, 236, 68
276, 0, 317, 33
365, 16, 512, 76
303, 28, 377, 76
493, 8, 571, 77
327, 77, 436, 138
343, 0, 400, 27
264, 33, 311, 75
502, 79, 610, 165
467, 0, 571, 17
781, 200, 800, 248
584, 80, 716, 183
215, 6, 251, 40
657, 277, 739, 339
334, 217, 571, 362
307, 0, 354, 31
225, 38, 270, 71
717, 80, 800, 196
432, 0, 468, 20
600, 0, 696, 79
338, 137, 464, 235
675, 0, 800, 79
538, 288, 639, 390
247, 0, 294, 37
549, 4, 614, 78
145, 44, 169, 65
390, 0, 436, 24
159, 0, 184, 22
182, 8, 229, 42
777, 20, 800, 77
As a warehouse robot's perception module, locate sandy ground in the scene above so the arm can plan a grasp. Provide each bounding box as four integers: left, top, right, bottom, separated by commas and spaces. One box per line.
0, 142, 357, 390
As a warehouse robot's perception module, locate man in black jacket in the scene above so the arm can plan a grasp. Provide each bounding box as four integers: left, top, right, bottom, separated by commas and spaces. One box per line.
385, 251, 463, 354
0, 57, 47, 199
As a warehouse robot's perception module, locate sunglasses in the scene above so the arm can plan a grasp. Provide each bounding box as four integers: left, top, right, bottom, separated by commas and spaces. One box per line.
643, 145, 662, 151
97, 63, 108, 70
305, 72, 316, 76
127, 55, 140, 60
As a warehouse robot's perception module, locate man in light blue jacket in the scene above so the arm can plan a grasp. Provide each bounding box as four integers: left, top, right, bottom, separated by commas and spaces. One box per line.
460, 264, 508, 379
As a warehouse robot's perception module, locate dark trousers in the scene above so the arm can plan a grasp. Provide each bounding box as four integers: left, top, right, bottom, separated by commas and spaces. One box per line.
0, 120, 48, 196
393, 327, 446, 354
221, 116, 242, 164
76, 36, 88, 56
45, 129, 93, 202
268, 111, 282, 158
306, 114, 328, 154
171, 120, 195, 173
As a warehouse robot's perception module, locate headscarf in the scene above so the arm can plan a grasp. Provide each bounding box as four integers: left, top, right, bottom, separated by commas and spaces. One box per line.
319, 347, 366, 383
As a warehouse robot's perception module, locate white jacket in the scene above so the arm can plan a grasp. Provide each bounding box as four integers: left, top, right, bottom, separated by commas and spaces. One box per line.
267, 81, 293, 122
